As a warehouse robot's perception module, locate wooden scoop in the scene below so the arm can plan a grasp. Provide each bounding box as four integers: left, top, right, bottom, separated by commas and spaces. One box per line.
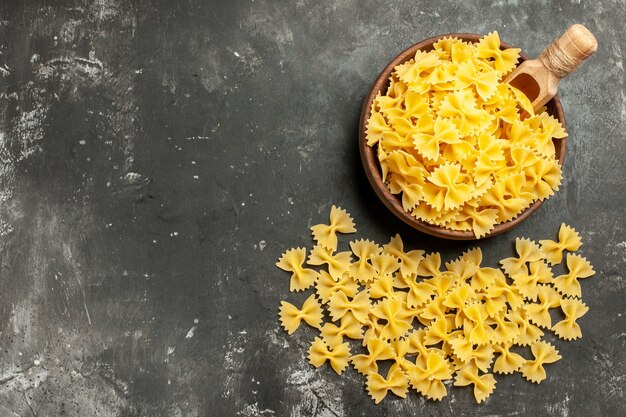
505, 24, 597, 112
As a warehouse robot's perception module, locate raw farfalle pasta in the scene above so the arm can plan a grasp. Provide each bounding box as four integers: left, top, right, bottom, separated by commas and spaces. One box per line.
308, 337, 351, 375
276, 247, 319, 292
310, 205, 356, 251
276, 207, 595, 404
540, 223, 582, 265
278, 294, 323, 335
366, 367, 409, 404
365, 33, 565, 237
552, 298, 589, 340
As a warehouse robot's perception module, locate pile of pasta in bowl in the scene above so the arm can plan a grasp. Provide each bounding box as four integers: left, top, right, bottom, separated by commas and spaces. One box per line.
365, 33, 566, 238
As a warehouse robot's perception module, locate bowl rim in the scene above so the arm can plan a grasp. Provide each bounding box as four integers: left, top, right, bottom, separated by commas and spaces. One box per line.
358, 33, 567, 240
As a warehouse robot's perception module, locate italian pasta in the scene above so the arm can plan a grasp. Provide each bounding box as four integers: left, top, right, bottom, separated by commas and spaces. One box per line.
276, 207, 595, 404
365, 33, 565, 238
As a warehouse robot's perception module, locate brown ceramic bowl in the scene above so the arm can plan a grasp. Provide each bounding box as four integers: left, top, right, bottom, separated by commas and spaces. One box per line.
358, 33, 566, 240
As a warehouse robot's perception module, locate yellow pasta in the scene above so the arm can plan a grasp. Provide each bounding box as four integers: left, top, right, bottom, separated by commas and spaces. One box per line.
500, 237, 543, 277
523, 285, 562, 328
308, 337, 351, 375
278, 294, 323, 335
407, 349, 453, 400
366, 367, 409, 404
310, 205, 356, 251
370, 297, 414, 340
453, 363, 497, 404
539, 223, 583, 265
383, 234, 425, 276
366, 33, 565, 237
328, 289, 371, 323
320, 312, 364, 347
276, 247, 319, 292
492, 342, 525, 374
307, 244, 352, 280
520, 341, 562, 383
349, 239, 380, 282
553, 253, 595, 298
351, 336, 395, 375
276, 207, 596, 404
315, 270, 358, 304
552, 298, 589, 340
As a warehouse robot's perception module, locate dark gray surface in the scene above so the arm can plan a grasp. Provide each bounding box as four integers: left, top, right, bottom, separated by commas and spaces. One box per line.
0, 0, 624, 416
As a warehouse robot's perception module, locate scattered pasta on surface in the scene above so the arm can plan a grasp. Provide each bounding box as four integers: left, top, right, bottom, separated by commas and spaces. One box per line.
276, 207, 594, 404
365, 33, 566, 238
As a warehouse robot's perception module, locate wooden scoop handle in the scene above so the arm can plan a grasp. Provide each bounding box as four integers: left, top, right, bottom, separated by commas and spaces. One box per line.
538, 24, 598, 79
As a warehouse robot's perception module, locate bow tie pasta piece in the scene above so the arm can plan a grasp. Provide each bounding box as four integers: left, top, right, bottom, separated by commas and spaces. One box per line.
366, 108, 392, 147
370, 253, 401, 280
387, 174, 425, 212
540, 223, 583, 265
351, 336, 396, 375
520, 341, 562, 383
438, 90, 494, 136
475, 31, 520, 76
553, 254, 595, 298
412, 117, 462, 161
423, 316, 456, 347
406, 329, 432, 359
443, 284, 475, 327
370, 297, 414, 340
470, 266, 500, 291
381, 151, 428, 186
507, 308, 545, 346
500, 237, 544, 277
491, 311, 520, 343
460, 247, 483, 266
307, 244, 352, 280
308, 337, 351, 375
394, 51, 441, 91
449, 331, 475, 364
349, 239, 381, 283
511, 260, 554, 301
423, 163, 475, 212
278, 294, 323, 335
469, 343, 496, 373
479, 178, 532, 224
310, 205, 356, 252
380, 235, 424, 277
366, 367, 410, 404
392, 272, 436, 308
450, 204, 500, 238
328, 290, 371, 324
407, 349, 453, 401
523, 285, 562, 329
552, 298, 589, 340
523, 156, 562, 201
276, 247, 319, 292
464, 303, 497, 345
455, 60, 500, 101
425, 271, 459, 298
388, 338, 414, 372
315, 271, 359, 304
453, 363, 497, 404
492, 342, 526, 374
445, 259, 479, 283
432, 36, 463, 60
320, 312, 364, 347
416, 252, 444, 278
368, 274, 395, 300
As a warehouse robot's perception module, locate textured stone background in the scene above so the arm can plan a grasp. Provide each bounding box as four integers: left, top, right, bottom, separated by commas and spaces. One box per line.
0, 0, 623, 416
